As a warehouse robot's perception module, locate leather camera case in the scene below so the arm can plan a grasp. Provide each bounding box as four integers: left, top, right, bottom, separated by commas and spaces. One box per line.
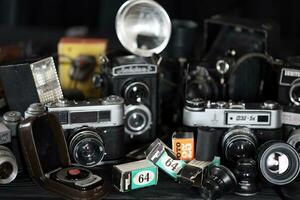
19, 113, 107, 200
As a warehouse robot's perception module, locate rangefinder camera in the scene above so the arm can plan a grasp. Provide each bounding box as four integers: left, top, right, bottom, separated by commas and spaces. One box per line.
27, 95, 125, 167
183, 98, 283, 144
183, 98, 282, 129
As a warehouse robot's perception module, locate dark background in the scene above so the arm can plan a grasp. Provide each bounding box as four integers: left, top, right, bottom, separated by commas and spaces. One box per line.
0, 0, 298, 57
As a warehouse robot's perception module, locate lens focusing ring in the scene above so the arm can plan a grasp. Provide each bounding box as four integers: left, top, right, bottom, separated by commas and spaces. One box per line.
258, 142, 300, 185
222, 126, 257, 160
0, 146, 18, 184
69, 129, 105, 167
125, 104, 152, 136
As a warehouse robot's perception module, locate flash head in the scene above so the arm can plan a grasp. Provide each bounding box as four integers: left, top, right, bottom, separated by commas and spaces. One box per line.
116, 0, 171, 57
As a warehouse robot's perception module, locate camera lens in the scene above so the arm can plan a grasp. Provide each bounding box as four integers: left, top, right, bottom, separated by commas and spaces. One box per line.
234, 158, 259, 196
289, 78, 300, 106
0, 162, 13, 179
200, 165, 237, 200
69, 129, 105, 167
125, 104, 152, 136
128, 113, 146, 131
0, 146, 18, 184
124, 82, 150, 103
258, 142, 300, 185
222, 126, 257, 161
287, 129, 300, 153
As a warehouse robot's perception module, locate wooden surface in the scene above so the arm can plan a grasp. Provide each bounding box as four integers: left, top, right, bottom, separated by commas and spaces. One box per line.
0, 171, 282, 200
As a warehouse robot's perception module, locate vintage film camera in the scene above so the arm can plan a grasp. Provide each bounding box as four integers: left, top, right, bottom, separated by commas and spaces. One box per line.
26, 95, 125, 167
183, 98, 282, 160
99, 54, 157, 144
94, 0, 171, 145
274, 56, 300, 149
0, 111, 23, 184
185, 15, 279, 102
19, 112, 107, 199
277, 56, 300, 105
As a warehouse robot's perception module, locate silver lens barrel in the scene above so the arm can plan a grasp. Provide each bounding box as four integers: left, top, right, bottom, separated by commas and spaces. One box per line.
125, 104, 152, 136
0, 145, 18, 184
69, 129, 105, 167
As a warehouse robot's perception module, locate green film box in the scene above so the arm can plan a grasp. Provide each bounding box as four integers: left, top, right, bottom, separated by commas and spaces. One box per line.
145, 139, 186, 179
112, 159, 158, 192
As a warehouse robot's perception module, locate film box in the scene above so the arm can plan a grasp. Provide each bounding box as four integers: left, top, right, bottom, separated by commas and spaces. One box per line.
112, 159, 158, 192
145, 139, 186, 179
172, 131, 194, 162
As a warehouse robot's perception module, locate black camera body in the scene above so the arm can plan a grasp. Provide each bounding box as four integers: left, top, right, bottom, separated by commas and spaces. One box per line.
27, 95, 126, 167
100, 53, 158, 144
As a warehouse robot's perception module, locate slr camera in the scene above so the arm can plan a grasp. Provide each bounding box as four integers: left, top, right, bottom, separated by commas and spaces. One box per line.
183, 98, 283, 160
26, 95, 125, 167
96, 52, 158, 145
0, 111, 23, 184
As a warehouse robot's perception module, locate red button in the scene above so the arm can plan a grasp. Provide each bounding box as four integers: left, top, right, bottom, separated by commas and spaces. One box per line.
68, 168, 81, 176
